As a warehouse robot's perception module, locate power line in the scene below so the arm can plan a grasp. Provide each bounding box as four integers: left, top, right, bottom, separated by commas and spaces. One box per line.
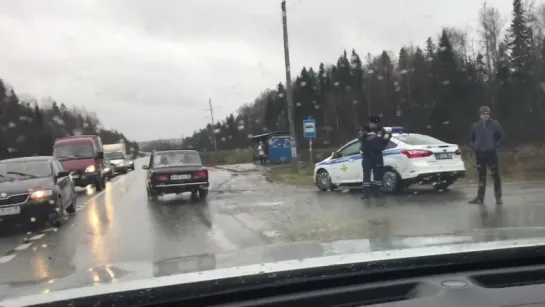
287, 0, 302, 9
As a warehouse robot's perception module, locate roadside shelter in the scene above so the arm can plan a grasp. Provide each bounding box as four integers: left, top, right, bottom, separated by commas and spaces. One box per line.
250, 131, 297, 164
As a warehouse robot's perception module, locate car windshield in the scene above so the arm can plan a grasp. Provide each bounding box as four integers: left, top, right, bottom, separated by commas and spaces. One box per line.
4, 1, 545, 305
0, 160, 51, 179
153, 151, 201, 167
53, 144, 94, 159
393, 134, 446, 145
105, 152, 125, 160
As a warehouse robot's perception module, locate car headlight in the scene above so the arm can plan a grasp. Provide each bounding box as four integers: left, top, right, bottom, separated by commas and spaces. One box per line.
104, 167, 110, 172
128, 160, 133, 165
85, 165, 96, 172
30, 189, 53, 200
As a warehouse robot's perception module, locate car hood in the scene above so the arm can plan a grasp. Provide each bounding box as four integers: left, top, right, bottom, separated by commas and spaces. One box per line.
58, 159, 94, 171
316, 155, 333, 167
3, 227, 545, 305
0, 177, 52, 194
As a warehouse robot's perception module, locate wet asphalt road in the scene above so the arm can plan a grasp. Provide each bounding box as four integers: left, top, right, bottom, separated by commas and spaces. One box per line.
0, 158, 544, 285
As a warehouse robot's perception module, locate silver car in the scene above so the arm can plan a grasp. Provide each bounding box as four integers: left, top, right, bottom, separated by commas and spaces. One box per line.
104, 152, 131, 174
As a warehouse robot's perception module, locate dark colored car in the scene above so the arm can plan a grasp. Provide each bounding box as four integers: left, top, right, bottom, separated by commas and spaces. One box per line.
143, 150, 209, 201
0, 156, 76, 227
53, 135, 106, 191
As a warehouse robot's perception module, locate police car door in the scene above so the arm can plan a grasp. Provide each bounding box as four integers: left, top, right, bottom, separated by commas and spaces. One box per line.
335, 140, 361, 183
356, 138, 400, 183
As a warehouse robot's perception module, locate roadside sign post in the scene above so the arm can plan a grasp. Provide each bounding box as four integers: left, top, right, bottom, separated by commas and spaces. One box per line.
303, 119, 316, 165
309, 138, 313, 165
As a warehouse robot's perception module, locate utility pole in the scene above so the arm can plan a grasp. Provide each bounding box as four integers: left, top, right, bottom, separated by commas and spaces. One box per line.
207, 98, 218, 152
281, 0, 299, 172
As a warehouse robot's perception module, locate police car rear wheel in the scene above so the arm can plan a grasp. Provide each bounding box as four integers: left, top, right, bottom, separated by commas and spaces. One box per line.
382, 169, 403, 193
316, 169, 335, 191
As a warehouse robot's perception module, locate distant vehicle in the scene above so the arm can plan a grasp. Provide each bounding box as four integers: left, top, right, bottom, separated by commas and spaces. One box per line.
104, 143, 134, 173
314, 127, 466, 193
0, 156, 76, 227
142, 150, 209, 201
104, 143, 127, 154
126, 154, 135, 170
104, 151, 132, 174
53, 135, 106, 191
103, 158, 114, 179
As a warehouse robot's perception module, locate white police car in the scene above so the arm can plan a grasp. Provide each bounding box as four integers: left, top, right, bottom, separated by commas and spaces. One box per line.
314, 127, 466, 193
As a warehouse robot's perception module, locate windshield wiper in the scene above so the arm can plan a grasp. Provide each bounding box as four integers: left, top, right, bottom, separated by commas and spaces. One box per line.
69, 154, 89, 158
6, 171, 38, 178
57, 154, 90, 159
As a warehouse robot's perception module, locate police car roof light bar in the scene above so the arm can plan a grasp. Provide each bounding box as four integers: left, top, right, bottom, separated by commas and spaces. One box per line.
385, 126, 404, 133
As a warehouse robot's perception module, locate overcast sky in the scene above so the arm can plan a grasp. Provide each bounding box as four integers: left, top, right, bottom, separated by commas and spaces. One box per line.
0, 0, 512, 141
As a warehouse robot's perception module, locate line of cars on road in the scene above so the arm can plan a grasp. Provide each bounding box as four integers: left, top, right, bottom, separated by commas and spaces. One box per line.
104, 143, 135, 179
0, 135, 134, 228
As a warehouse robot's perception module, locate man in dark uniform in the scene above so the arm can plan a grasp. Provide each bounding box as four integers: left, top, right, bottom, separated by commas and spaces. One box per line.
358, 115, 392, 199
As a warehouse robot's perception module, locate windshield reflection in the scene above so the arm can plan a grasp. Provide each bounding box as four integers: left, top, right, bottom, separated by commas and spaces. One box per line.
0, 160, 51, 180
53, 145, 93, 160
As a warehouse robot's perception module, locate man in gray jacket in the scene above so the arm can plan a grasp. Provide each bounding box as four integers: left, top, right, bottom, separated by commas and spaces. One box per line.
468, 106, 504, 205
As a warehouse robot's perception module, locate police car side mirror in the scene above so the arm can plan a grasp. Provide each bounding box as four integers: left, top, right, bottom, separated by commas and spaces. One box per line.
332, 151, 341, 159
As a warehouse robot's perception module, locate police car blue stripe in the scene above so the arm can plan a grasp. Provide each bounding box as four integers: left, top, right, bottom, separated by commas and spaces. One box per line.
316, 149, 403, 166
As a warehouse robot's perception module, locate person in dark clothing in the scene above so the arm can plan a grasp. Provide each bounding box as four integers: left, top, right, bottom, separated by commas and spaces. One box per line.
358, 115, 392, 199
469, 106, 504, 205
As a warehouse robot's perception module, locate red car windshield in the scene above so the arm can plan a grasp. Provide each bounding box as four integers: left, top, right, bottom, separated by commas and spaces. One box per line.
54, 144, 94, 160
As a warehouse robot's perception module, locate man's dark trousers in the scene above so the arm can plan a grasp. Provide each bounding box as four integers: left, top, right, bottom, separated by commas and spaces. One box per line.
475, 150, 501, 200
362, 153, 384, 197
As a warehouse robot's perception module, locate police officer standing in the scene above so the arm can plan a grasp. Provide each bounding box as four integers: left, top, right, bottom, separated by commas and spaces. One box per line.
358, 115, 392, 199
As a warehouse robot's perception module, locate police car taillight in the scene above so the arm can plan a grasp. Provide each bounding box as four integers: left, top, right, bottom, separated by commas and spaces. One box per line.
401, 149, 433, 158
455, 148, 462, 155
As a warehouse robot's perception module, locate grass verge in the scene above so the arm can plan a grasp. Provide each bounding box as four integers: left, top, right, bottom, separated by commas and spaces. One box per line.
269, 166, 315, 186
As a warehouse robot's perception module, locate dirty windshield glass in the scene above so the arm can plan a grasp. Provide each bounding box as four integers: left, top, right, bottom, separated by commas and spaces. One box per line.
1, 0, 545, 305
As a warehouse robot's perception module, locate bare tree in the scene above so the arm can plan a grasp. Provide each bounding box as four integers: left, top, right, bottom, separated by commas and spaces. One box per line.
525, 1, 545, 54
479, 2, 505, 75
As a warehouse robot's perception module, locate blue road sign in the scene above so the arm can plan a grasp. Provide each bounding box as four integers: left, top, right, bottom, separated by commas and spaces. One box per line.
303, 119, 316, 138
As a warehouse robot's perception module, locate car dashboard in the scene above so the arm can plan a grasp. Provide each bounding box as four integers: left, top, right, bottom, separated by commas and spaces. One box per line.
22, 244, 545, 307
